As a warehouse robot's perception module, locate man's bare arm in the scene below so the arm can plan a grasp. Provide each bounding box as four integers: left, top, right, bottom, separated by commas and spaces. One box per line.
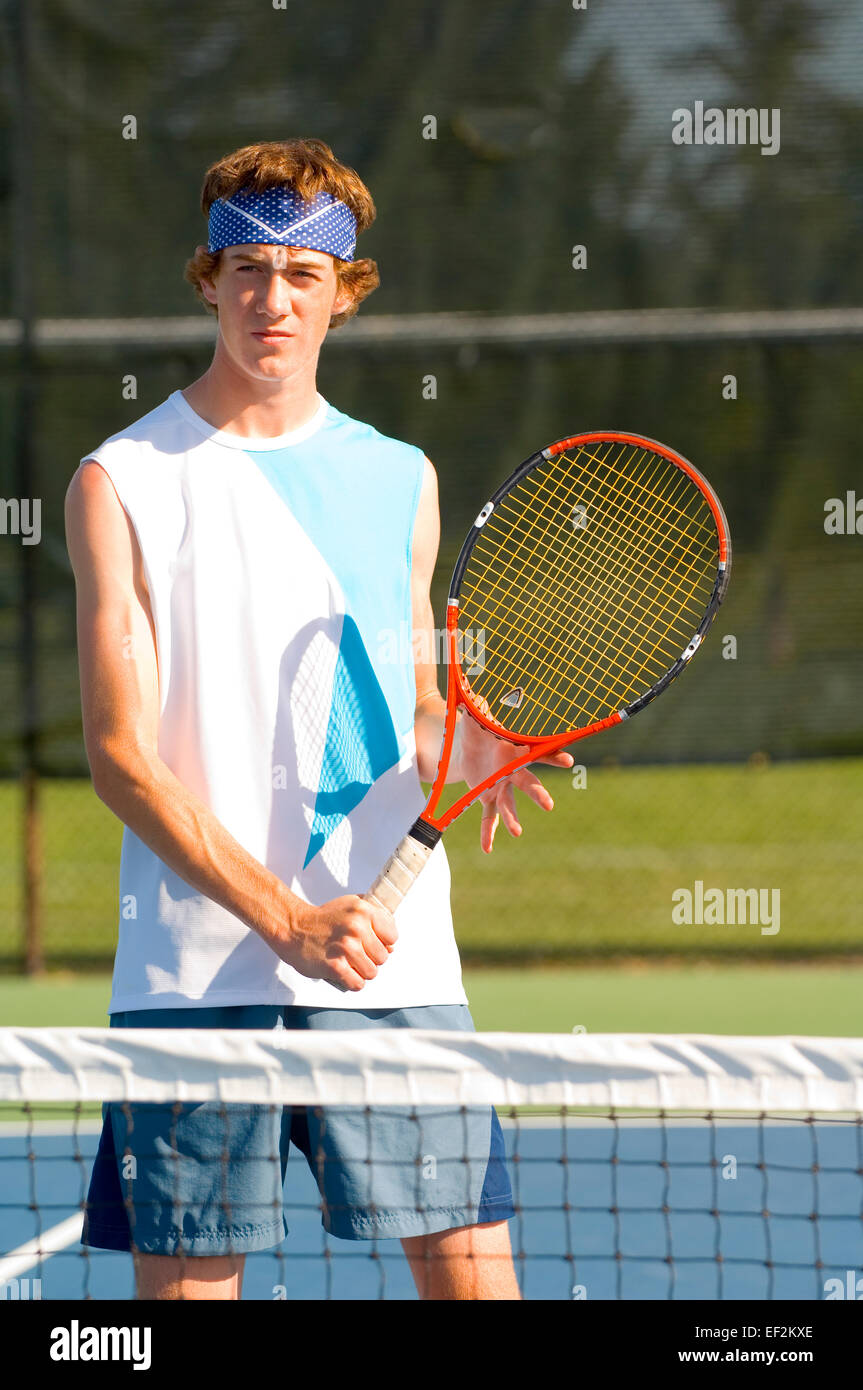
411, 457, 455, 783
66, 460, 395, 991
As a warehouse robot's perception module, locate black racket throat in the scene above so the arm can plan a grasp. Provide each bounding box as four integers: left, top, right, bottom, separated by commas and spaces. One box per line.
407, 817, 443, 850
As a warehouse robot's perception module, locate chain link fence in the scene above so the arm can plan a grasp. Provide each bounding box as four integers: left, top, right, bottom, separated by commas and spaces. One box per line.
1, 0, 862, 966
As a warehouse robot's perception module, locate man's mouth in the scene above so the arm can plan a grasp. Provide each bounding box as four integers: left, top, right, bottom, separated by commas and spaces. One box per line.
252, 330, 293, 339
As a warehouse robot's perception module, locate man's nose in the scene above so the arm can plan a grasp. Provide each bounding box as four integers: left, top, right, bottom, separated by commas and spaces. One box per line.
259, 274, 293, 318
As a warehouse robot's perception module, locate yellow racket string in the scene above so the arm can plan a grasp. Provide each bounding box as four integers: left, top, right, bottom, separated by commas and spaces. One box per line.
461, 447, 711, 717
461, 444, 717, 733
464, 450, 711, 733
472, 445, 712, 658
457, 441, 719, 735
475, 445, 713, 699
468, 444, 713, 653
531, 446, 715, 700
465, 444, 711, 680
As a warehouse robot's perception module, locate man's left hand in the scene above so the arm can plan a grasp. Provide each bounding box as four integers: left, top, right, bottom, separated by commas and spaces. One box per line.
455, 708, 574, 853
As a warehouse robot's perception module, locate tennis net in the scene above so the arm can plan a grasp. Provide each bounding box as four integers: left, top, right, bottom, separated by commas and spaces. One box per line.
1, 1028, 862, 1302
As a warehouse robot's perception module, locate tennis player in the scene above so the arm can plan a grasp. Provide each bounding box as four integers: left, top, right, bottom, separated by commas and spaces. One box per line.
66, 139, 572, 1301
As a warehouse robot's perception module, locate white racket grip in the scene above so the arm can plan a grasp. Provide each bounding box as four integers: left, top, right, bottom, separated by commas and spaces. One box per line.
365, 832, 435, 914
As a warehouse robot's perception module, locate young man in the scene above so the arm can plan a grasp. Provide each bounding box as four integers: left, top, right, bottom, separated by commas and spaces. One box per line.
66, 139, 572, 1301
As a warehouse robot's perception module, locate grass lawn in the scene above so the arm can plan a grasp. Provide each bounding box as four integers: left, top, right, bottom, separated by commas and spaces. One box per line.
1, 759, 861, 966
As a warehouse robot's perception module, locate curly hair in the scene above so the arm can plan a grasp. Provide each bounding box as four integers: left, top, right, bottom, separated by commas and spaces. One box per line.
184, 139, 379, 328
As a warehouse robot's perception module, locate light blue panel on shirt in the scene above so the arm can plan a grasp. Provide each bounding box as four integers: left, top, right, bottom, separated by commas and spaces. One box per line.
249, 409, 424, 866
302, 615, 402, 868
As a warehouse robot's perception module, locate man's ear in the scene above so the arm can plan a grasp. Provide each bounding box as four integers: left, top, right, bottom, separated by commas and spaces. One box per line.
197, 246, 219, 308
331, 268, 358, 318
331, 284, 356, 320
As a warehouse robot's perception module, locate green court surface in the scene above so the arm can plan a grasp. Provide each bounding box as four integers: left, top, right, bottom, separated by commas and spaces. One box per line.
0, 961, 860, 1035
1, 758, 862, 968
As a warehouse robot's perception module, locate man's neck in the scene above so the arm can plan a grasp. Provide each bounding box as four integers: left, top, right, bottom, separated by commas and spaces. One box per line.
181, 361, 321, 440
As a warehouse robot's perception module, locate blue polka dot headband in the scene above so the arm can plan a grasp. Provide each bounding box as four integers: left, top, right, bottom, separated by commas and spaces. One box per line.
207, 186, 357, 261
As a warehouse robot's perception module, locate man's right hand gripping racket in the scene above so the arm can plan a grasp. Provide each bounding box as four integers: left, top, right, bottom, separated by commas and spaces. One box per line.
366, 431, 731, 913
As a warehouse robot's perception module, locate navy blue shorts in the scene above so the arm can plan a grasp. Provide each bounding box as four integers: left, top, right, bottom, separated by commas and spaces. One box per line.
83, 1003, 515, 1256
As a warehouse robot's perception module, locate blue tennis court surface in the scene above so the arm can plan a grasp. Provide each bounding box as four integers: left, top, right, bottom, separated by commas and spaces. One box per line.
2, 1118, 861, 1301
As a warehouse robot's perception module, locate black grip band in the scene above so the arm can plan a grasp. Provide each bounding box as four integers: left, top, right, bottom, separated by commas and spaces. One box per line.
408, 817, 442, 850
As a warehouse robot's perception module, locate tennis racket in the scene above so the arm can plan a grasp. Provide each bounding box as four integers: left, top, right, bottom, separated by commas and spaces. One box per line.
366, 430, 731, 913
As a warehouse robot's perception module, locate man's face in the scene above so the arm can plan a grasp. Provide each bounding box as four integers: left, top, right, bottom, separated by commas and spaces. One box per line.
200, 243, 353, 383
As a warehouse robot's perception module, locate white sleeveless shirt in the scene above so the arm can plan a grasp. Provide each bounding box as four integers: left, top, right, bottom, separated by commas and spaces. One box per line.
81, 390, 467, 1012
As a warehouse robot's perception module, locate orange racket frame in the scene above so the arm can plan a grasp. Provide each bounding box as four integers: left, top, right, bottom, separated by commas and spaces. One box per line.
365, 431, 731, 912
